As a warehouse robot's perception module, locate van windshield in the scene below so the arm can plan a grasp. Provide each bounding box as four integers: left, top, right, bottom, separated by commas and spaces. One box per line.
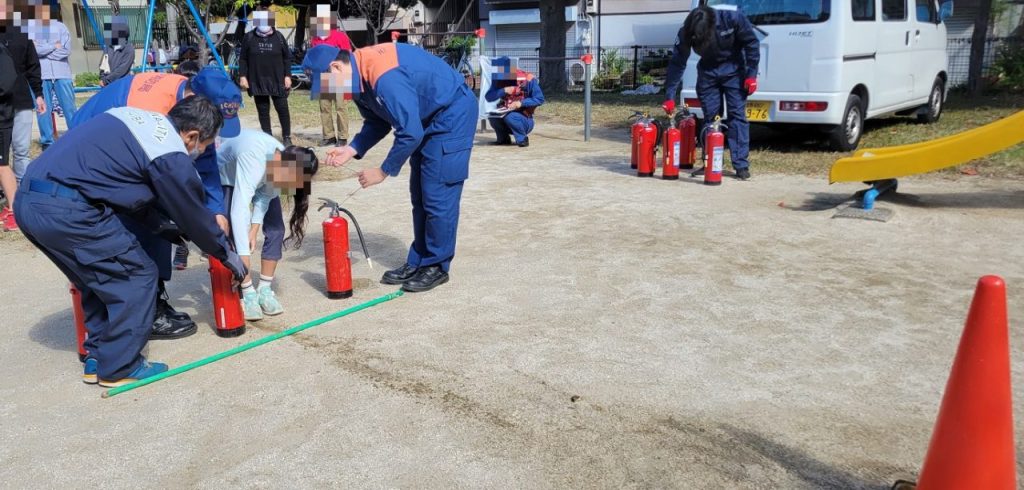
706, 0, 831, 24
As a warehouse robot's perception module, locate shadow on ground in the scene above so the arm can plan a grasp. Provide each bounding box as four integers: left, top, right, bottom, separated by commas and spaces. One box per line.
787, 188, 1024, 212
29, 308, 77, 355
287, 231, 409, 270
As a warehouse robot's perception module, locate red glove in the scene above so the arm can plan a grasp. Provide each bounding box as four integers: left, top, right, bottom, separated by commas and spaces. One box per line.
744, 78, 757, 96
662, 99, 676, 115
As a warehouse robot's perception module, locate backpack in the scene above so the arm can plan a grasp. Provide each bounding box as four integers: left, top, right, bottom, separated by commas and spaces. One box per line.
0, 42, 16, 98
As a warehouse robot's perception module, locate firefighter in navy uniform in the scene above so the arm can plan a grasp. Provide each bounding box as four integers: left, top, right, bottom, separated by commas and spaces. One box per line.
663, 2, 760, 180
485, 58, 545, 147
14, 97, 247, 387
305, 43, 477, 293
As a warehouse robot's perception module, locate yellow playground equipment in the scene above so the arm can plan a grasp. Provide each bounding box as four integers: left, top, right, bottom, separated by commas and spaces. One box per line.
829, 110, 1024, 210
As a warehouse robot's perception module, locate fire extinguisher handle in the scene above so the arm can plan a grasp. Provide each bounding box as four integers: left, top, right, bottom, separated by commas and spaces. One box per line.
318, 197, 341, 217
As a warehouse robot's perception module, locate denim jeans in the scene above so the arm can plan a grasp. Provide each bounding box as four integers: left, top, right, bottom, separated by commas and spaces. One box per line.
12, 110, 34, 183
36, 78, 78, 146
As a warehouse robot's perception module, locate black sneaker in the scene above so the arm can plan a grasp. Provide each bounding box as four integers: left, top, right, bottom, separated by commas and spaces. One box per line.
151, 299, 197, 340
381, 263, 419, 285
517, 137, 530, 147
735, 168, 751, 180
401, 265, 449, 293
319, 137, 336, 146
337, 139, 348, 147
491, 139, 512, 146
173, 245, 189, 270
283, 136, 293, 146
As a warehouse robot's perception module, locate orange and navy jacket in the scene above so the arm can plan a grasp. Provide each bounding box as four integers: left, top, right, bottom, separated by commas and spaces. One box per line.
484, 70, 545, 118
68, 72, 225, 216
348, 43, 469, 177
71, 72, 187, 129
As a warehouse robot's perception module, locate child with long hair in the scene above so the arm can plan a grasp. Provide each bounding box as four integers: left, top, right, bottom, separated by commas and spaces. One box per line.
216, 129, 319, 320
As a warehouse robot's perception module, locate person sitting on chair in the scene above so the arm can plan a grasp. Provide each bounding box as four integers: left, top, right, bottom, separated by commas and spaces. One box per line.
485, 57, 544, 148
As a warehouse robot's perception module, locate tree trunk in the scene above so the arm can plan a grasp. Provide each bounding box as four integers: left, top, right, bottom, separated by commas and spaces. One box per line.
539, 1, 569, 94
967, 0, 993, 96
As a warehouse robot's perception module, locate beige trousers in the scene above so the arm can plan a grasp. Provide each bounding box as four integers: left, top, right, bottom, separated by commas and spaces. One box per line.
319, 95, 349, 142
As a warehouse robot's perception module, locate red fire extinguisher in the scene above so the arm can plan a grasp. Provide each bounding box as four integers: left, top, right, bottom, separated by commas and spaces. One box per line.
662, 118, 681, 180
69, 284, 88, 362
704, 116, 726, 186
209, 256, 246, 337
629, 112, 645, 170
677, 107, 698, 170
637, 117, 658, 177
319, 198, 372, 299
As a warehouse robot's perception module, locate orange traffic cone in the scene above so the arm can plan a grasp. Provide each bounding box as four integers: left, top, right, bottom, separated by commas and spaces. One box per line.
915, 275, 1015, 489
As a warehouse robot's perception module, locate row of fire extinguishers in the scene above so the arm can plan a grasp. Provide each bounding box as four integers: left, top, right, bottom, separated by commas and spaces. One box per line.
67, 198, 371, 359
630, 107, 728, 186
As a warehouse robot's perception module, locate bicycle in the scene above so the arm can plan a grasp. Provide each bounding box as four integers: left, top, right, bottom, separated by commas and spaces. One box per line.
441, 45, 476, 91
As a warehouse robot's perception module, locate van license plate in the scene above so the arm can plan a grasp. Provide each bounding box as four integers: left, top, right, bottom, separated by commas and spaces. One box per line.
746, 101, 770, 122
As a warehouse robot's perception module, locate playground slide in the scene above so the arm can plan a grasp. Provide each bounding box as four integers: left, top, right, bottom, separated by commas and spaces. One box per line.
829, 110, 1024, 184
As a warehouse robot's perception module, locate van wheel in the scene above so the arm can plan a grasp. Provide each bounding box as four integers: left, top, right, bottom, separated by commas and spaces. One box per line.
917, 78, 944, 124
828, 94, 864, 152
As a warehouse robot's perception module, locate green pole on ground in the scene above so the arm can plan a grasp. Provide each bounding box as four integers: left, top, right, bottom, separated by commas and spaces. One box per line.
102, 290, 405, 399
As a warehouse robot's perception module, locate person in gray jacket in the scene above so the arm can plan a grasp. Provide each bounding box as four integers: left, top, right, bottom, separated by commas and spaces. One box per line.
99, 16, 134, 87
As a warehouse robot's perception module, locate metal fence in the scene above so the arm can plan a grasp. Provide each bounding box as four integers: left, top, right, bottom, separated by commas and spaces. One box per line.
76, 5, 196, 49
946, 37, 1020, 88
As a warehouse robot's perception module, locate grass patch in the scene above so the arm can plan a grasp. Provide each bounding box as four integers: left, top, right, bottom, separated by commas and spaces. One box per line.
536, 91, 1024, 177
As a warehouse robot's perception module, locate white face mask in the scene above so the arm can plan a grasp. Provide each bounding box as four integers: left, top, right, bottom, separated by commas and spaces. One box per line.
257, 25, 272, 34
188, 140, 203, 159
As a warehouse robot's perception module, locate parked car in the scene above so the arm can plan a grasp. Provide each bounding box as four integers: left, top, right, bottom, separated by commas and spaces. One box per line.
679, 0, 952, 150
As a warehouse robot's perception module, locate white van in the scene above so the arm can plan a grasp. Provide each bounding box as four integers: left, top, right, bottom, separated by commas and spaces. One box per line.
679, 0, 951, 150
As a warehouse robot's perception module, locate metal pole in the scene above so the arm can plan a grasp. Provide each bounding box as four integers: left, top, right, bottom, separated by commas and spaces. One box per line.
80, 0, 106, 51
582, 53, 593, 142
141, 0, 157, 72
102, 290, 404, 398
632, 45, 639, 89
183, 0, 226, 71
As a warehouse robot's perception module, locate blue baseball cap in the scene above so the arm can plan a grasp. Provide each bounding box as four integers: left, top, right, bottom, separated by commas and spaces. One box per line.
302, 45, 350, 101
190, 67, 242, 138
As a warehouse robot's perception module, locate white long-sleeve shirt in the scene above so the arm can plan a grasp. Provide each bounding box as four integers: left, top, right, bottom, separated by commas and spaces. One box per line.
216, 130, 284, 256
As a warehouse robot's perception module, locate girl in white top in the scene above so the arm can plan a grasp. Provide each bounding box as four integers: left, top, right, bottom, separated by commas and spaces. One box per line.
217, 129, 319, 320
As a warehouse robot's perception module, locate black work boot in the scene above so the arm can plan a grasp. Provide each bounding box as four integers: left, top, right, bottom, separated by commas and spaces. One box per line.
517, 137, 530, 147
381, 263, 418, 285
735, 168, 751, 180
401, 265, 449, 293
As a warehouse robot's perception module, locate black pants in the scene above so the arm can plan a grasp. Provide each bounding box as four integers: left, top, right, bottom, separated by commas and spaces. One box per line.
253, 95, 291, 139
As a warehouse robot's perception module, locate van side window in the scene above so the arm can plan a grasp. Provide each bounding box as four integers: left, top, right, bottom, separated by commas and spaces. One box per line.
882, 0, 907, 20
915, 0, 938, 22
853, 0, 876, 20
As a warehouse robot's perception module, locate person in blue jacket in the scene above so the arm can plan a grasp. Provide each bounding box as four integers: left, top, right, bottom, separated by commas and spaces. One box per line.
485, 58, 544, 147
304, 43, 477, 293
663, 2, 760, 180
14, 97, 247, 387
70, 67, 241, 339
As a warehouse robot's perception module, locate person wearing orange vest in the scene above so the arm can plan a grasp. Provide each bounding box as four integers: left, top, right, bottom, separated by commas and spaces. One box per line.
485, 57, 544, 147
69, 67, 242, 340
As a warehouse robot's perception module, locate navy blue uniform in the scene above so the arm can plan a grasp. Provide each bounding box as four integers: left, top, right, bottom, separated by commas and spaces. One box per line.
15, 108, 232, 380
665, 6, 760, 170
70, 73, 226, 281
485, 73, 545, 145
348, 43, 477, 272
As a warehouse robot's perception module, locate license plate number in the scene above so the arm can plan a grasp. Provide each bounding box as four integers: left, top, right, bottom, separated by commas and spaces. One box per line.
746, 101, 770, 122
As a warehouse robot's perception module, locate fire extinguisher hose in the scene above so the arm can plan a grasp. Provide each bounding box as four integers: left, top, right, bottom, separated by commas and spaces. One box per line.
101, 289, 405, 399
336, 207, 373, 269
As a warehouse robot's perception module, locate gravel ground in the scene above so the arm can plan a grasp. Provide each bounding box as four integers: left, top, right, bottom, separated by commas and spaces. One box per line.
1, 120, 1022, 488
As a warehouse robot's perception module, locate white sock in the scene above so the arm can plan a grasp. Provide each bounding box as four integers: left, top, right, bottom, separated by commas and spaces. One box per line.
258, 275, 274, 291
241, 282, 255, 294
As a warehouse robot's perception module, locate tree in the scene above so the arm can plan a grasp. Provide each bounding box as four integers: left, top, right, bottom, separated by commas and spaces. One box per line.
539, 0, 575, 94
967, 0, 993, 95
345, 0, 417, 44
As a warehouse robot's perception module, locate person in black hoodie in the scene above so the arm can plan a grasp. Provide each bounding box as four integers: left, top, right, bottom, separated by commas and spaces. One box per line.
238, 4, 293, 145
0, 14, 46, 232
